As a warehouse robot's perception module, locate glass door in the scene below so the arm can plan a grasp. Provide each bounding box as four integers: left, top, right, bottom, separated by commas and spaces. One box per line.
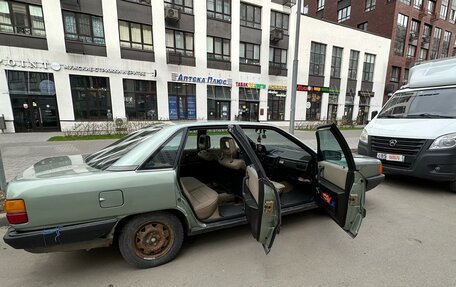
10, 95, 60, 132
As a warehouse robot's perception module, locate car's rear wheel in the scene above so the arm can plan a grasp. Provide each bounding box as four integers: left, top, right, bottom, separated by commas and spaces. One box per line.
450, 181, 456, 193
118, 212, 184, 268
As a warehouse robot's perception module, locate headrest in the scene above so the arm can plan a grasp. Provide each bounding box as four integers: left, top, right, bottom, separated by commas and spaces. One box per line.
220, 137, 237, 157
198, 135, 211, 150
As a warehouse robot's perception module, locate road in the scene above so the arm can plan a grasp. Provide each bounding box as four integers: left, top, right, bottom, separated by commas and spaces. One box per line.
0, 176, 455, 287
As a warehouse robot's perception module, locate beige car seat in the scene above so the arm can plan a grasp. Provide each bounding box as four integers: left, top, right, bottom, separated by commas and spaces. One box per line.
218, 137, 246, 170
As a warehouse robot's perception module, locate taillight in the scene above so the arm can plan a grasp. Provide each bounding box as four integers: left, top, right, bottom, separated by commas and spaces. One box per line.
4, 199, 28, 224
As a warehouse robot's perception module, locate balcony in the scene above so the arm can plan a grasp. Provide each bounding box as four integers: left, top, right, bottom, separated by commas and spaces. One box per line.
271, 0, 296, 7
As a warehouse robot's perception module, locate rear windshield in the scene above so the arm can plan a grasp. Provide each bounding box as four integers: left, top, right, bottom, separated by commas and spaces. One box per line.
378, 87, 456, 119
85, 124, 166, 169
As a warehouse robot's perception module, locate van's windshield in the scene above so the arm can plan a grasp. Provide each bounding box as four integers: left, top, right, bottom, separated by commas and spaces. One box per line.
378, 87, 456, 119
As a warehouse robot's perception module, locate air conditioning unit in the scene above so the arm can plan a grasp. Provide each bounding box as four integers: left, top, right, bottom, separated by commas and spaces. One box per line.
270, 29, 284, 42
165, 7, 180, 22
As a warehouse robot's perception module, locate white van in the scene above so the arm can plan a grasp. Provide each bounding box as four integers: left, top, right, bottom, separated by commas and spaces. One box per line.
358, 56, 456, 193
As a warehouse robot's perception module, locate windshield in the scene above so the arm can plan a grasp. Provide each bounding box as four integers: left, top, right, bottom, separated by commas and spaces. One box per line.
378, 88, 456, 119
85, 124, 166, 169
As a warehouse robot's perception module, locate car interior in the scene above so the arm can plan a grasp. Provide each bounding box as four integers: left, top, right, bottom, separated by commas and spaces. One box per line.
178, 127, 318, 222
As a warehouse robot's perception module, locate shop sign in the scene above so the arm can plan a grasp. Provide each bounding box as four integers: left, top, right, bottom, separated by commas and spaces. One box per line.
172, 73, 232, 86
296, 84, 339, 93
358, 91, 375, 97
236, 82, 266, 89
268, 84, 287, 91
0, 59, 154, 77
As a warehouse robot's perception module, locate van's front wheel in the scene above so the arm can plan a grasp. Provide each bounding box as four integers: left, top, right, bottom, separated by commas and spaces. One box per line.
118, 212, 184, 268
450, 181, 456, 193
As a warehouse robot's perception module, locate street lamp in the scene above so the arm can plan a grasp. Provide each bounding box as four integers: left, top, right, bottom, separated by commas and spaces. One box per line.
289, 0, 302, 134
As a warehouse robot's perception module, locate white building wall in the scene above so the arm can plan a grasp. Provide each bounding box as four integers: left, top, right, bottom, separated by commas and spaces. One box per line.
0, 1, 390, 133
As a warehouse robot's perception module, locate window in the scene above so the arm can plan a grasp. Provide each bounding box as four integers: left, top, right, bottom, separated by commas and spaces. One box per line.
430, 27, 441, 59
267, 90, 286, 121
240, 42, 260, 65
440, 0, 449, 19
327, 93, 338, 121
306, 92, 321, 121
207, 0, 231, 21
331, 46, 343, 78
394, 14, 408, 56
269, 47, 287, 68
270, 11, 289, 31
207, 86, 231, 120
450, 2, 456, 23
365, 0, 376, 11
0, 0, 45, 37
410, 19, 420, 38
168, 83, 196, 120
119, 21, 153, 51
419, 48, 428, 60
309, 42, 326, 76
142, 130, 184, 170
337, 6, 351, 22
403, 68, 409, 84
423, 24, 431, 42
317, 0, 324, 11
70, 75, 111, 120
427, 0, 436, 14
123, 0, 151, 4
240, 2, 261, 29
391, 66, 400, 82
357, 22, 368, 31
124, 79, 158, 120
207, 36, 230, 61
400, 0, 411, 5
407, 44, 417, 58
362, 53, 376, 82
348, 50, 359, 80
63, 11, 105, 45
441, 31, 452, 58
166, 29, 194, 56
164, 0, 193, 14
413, 0, 423, 9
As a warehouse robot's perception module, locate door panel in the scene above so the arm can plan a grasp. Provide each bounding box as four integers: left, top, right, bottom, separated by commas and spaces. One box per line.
230, 125, 281, 253
316, 124, 365, 238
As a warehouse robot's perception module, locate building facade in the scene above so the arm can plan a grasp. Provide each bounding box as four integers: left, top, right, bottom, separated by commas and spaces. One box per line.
0, 0, 390, 133
304, 0, 456, 103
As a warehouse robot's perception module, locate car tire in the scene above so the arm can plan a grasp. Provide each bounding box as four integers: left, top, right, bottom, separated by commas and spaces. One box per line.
450, 181, 456, 193
118, 212, 184, 268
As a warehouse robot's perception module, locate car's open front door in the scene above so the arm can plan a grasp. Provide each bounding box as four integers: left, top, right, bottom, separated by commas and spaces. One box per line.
229, 125, 281, 253
316, 124, 366, 237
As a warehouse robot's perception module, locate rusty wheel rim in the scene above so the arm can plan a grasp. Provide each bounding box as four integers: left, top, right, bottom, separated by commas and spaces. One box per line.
134, 221, 174, 260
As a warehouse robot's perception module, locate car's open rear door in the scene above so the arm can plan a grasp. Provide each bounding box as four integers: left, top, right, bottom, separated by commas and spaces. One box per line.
315, 124, 366, 237
229, 125, 281, 253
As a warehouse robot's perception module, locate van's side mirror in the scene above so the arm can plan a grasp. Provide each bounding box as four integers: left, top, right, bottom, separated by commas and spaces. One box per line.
371, 111, 378, 119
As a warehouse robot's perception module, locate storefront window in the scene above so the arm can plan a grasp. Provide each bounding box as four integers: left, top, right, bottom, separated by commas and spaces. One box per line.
267, 90, 286, 121
327, 93, 338, 122
168, 82, 196, 120
344, 92, 355, 123
207, 85, 231, 120
239, 87, 260, 121
70, 75, 111, 120
124, 79, 158, 120
306, 92, 321, 121
357, 94, 371, 125
6, 70, 59, 132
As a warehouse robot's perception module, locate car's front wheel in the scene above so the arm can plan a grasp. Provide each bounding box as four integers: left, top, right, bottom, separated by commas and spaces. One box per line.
118, 212, 184, 268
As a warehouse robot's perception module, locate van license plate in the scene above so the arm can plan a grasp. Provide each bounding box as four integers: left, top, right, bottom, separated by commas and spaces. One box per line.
377, 153, 405, 162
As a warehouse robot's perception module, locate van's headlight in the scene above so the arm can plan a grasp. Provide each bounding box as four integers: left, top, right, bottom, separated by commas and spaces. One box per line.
429, 133, 456, 150
359, 129, 369, 144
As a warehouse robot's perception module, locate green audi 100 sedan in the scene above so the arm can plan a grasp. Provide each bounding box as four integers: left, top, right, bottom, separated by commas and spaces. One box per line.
3, 122, 384, 268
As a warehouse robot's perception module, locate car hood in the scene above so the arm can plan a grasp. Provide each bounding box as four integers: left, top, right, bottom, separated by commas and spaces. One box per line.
365, 118, 456, 139
14, 155, 101, 181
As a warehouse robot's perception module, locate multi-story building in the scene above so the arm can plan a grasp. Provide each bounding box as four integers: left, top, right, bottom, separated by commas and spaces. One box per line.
0, 0, 390, 133
304, 0, 456, 103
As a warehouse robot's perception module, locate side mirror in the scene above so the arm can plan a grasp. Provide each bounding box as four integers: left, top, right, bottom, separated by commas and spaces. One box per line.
371, 111, 378, 119
322, 150, 342, 161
